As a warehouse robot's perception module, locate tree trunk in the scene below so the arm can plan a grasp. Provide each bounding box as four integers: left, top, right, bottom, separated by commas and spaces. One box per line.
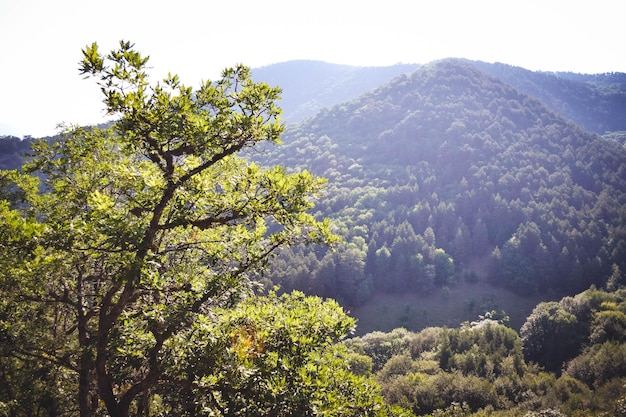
78, 351, 92, 417
77, 269, 96, 417
137, 390, 150, 417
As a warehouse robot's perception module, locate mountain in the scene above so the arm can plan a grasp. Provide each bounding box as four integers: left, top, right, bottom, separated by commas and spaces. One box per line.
250, 59, 626, 138
254, 59, 626, 331
0, 135, 36, 170
470, 60, 626, 135
253, 60, 626, 136
251, 60, 419, 123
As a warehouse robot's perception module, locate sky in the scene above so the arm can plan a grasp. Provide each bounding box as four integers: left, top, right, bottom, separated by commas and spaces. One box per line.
1, 0, 624, 138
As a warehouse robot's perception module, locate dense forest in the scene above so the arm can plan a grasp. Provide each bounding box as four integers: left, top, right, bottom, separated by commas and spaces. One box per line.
2, 55, 626, 416
251, 60, 626, 414
251, 59, 626, 317
471, 60, 626, 135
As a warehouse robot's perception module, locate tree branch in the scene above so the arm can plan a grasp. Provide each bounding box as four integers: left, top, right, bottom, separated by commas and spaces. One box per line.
158, 210, 246, 231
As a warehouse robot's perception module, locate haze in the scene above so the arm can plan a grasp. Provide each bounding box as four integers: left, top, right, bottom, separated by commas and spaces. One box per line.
0, 0, 623, 137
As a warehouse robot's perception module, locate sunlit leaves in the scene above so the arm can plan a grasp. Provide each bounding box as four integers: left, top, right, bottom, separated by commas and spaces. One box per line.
1, 41, 342, 416
79, 42, 103, 75
158, 291, 400, 416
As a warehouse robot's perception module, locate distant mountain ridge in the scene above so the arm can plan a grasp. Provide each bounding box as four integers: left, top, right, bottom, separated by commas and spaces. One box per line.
3, 58, 625, 141
251, 60, 420, 123
251, 59, 626, 137
470, 60, 626, 134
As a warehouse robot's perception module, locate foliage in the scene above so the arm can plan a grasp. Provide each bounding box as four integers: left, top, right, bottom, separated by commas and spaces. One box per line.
2, 51, 626, 417
0, 41, 400, 417
343, 328, 416, 372
520, 302, 582, 373
565, 342, 626, 388
3, 59, 626, 326
156, 290, 404, 416
520, 287, 626, 373
343, 287, 626, 416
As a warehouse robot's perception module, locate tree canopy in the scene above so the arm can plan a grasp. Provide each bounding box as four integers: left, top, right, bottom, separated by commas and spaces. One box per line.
0, 41, 404, 417
342, 287, 626, 416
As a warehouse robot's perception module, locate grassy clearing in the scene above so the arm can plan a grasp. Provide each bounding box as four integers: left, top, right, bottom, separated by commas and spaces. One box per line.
349, 280, 565, 336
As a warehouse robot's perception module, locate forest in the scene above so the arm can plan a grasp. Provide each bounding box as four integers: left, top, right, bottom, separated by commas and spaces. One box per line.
254, 59, 626, 312
1, 47, 626, 416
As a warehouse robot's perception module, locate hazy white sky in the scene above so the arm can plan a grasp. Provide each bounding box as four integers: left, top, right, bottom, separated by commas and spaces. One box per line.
1, 0, 623, 137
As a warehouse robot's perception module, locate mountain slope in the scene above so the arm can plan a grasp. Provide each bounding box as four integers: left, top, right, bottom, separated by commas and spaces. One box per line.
251, 59, 626, 136
469, 60, 626, 134
255, 59, 626, 326
251, 60, 419, 123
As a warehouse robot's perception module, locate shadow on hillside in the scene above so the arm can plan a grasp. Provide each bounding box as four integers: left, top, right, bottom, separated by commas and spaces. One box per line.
350, 280, 565, 336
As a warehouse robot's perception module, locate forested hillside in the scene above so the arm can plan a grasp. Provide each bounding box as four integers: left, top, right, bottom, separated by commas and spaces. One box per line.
252, 59, 626, 136
471, 60, 626, 134
253, 59, 626, 324
0, 135, 36, 170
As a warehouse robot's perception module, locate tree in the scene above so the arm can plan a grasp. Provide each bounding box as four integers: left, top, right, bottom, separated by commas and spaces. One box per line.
0, 41, 340, 417
520, 302, 582, 373
158, 290, 400, 416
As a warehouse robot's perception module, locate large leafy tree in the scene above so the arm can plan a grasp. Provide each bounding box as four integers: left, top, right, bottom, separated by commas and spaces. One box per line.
0, 41, 382, 417
520, 301, 584, 373
159, 290, 401, 416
